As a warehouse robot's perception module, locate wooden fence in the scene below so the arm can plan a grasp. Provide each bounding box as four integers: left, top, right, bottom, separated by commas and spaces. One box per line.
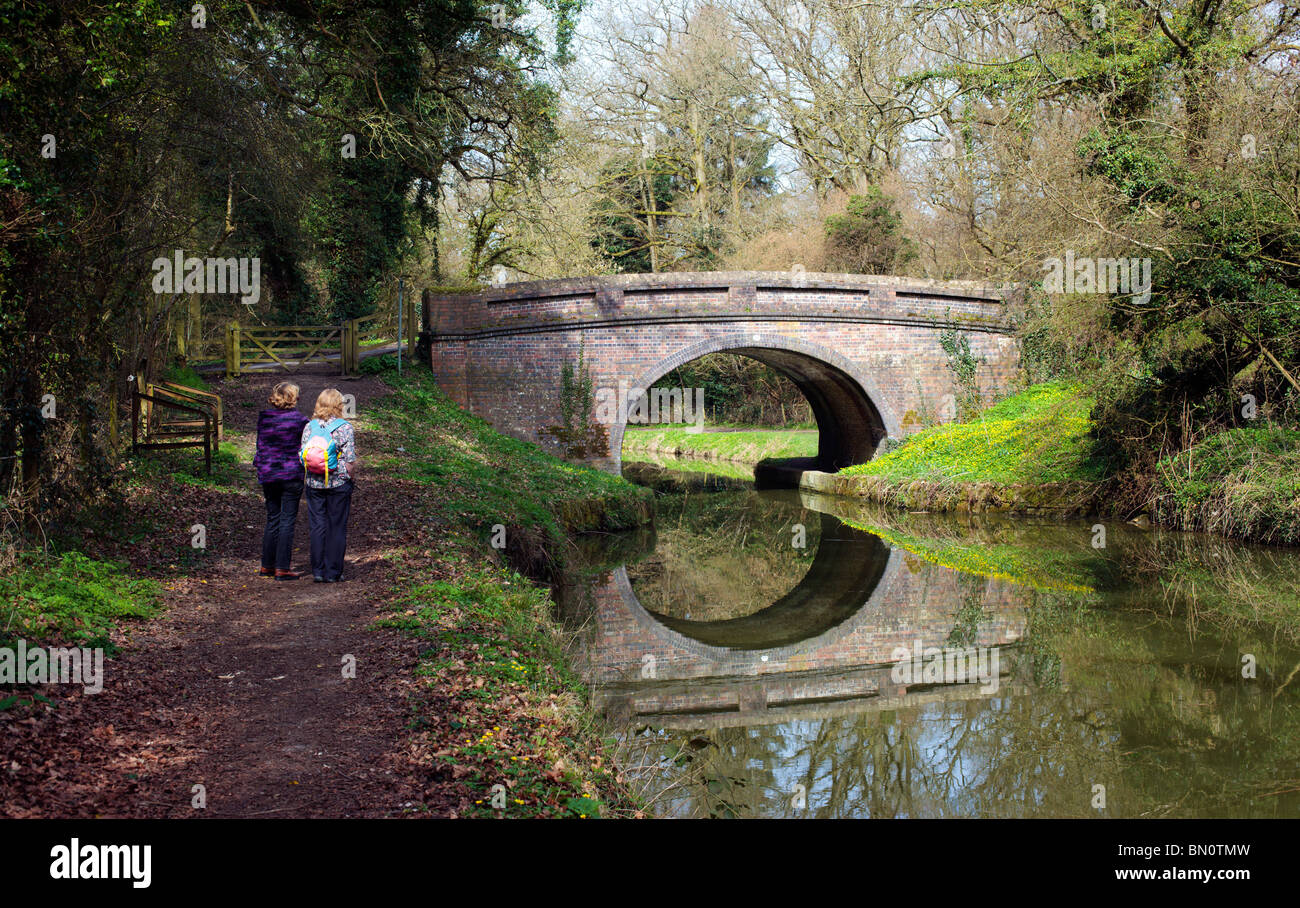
132, 380, 223, 474
225, 296, 416, 378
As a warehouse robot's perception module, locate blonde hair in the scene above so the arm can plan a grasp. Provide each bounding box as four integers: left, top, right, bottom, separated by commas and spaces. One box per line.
313, 388, 345, 421
269, 382, 300, 409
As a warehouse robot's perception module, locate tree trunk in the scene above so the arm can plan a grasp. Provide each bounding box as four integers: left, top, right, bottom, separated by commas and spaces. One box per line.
19, 371, 42, 519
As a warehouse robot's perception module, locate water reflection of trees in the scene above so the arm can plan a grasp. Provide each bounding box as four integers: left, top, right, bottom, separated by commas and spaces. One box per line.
587, 488, 1300, 817
627, 491, 820, 621
643, 592, 1300, 818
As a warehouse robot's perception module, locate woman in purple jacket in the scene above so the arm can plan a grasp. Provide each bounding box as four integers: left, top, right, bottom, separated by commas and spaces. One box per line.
253, 381, 311, 580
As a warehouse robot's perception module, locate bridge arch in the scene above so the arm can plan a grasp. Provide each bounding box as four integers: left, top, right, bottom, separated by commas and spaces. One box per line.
613, 332, 901, 473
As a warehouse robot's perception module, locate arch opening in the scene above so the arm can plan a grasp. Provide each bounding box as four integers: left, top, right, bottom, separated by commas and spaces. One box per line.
612, 335, 894, 476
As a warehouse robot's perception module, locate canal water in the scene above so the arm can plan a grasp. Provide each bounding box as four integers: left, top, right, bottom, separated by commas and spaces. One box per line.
554, 456, 1300, 818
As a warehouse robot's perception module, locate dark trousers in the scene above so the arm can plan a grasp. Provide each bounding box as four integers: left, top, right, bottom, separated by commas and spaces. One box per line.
305, 481, 353, 580
261, 479, 304, 571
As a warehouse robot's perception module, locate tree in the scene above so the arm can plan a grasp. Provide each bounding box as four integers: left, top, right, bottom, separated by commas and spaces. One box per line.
823, 187, 917, 275
545, 0, 777, 272
910, 0, 1300, 465
0, 0, 581, 519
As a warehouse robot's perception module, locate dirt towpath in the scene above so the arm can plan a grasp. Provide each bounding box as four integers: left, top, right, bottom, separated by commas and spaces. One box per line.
2, 367, 455, 818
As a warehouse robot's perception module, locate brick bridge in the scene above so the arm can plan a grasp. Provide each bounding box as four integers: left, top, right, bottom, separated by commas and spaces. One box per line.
427, 272, 1021, 472
556, 495, 1034, 731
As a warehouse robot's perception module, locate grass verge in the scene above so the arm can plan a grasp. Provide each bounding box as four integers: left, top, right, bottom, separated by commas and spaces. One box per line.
363, 357, 652, 816
0, 551, 162, 651
377, 564, 630, 817
368, 359, 651, 560
622, 426, 817, 465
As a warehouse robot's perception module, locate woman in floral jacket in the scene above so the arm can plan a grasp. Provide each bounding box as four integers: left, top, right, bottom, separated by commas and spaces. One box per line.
301, 388, 357, 583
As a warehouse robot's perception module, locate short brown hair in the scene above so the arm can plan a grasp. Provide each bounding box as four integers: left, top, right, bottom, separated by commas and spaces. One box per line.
269, 382, 300, 409
313, 388, 345, 421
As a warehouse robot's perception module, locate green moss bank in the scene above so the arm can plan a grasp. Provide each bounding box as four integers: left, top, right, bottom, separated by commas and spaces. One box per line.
815, 382, 1108, 516
821, 382, 1300, 545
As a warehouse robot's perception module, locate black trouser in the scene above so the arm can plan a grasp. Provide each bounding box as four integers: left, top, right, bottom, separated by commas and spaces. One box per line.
305, 480, 353, 580
261, 478, 304, 571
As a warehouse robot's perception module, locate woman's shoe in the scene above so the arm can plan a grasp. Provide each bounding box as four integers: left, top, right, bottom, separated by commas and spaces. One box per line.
257, 567, 275, 577
275, 569, 301, 581
313, 575, 326, 583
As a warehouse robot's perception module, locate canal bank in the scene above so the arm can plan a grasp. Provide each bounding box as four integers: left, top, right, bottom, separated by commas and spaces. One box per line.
797, 383, 1300, 546
622, 425, 817, 465
360, 361, 657, 817
635, 381, 1300, 547
788, 468, 1105, 517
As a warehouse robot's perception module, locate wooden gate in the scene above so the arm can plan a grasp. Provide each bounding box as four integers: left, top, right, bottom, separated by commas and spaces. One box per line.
224, 295, 416, 378
225, 322, 345, 377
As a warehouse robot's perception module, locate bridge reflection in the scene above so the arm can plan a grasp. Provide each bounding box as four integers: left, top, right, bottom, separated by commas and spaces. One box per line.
647, 513, 890, 650
558, 488, 1031, 730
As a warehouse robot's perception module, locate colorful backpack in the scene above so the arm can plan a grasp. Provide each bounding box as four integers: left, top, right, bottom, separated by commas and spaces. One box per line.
300, 418, 345, 483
